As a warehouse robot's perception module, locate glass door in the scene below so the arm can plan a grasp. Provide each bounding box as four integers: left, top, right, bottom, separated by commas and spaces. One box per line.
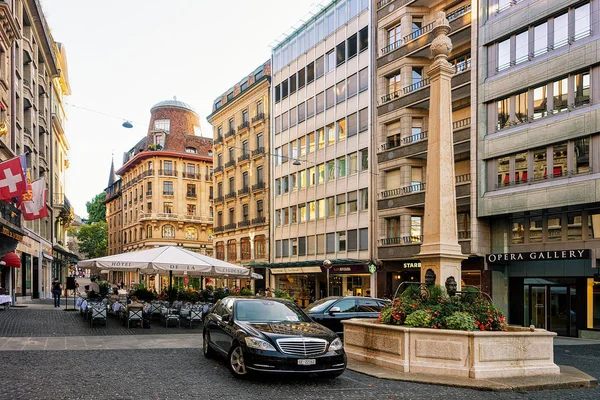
549, 286, 569, 336
530, 286, 547, 329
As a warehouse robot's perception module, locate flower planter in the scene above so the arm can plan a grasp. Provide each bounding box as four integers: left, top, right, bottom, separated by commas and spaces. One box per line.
343, 319, 560, 379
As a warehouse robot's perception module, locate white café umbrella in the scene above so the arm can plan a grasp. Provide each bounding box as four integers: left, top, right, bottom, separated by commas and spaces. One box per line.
77, 246, 262, 279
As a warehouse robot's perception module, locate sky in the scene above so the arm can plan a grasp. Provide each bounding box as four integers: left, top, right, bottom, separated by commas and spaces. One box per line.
41, 0, 320, 217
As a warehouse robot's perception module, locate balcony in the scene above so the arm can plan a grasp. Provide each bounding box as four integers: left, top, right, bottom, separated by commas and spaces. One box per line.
213, 226, 225, 233
377, 0, 415, 20
238, 121, 250, 132
225, 192, 236, 200
159, 169, 177, 177
252, 147, 265, 158
205, 174, 213, 180
163, 191, 174, 196
238, 187, 249, 196
456, 173, 471, 184
138, 212, 213, 224
378, 118, 470, 163
186, 192, 197, 199
377, 7, 471, 68
252, 113, 265, 124
379, 236, 423, 246
225, 129, 236, 139
182, 172, 200, 179
0, 201, 22, 230
238, 220, 251, 228
225, 160, 236, 169
141, 170, 154, 178
214, 136, 223, 145
139, 195, 143, 201
252, 182, 265, 192
214, 196, 224, 203
379, 183, 425, 199
238, 153, 250, 163
53, 193, 72, 213
214, 166, 223, 174
381, 78, 430, 103
251, 216, 266, 226
146, 191, 152, 196
224, 223, 237, 231
458, 231, 472, 240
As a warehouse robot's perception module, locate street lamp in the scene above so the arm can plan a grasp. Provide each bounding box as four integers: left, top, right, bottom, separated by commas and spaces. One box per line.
323, 259, 332, 298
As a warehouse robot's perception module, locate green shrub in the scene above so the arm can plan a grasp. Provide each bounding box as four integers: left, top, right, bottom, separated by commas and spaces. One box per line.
446, 312, 477, 331
273, 289, 294, 301
404, 310, 431, 328
97, 281, 111, 298
378, 285, 507, 331
240, 288, 253, 296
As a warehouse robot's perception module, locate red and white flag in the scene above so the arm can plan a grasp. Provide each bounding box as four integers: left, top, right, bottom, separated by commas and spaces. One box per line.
21, 179, 48, 220
0, 156, 27, 200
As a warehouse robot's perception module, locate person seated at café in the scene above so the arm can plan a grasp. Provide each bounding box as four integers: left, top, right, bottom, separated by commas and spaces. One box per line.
126, 296, 144, 312
109, 288, 119, 303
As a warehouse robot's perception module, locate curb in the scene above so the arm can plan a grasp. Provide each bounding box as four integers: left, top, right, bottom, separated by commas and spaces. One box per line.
346, 360, 598, 392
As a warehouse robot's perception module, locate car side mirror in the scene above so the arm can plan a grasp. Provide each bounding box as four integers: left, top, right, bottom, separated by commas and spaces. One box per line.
329, 306, 341, 315
222, 314, 231, 322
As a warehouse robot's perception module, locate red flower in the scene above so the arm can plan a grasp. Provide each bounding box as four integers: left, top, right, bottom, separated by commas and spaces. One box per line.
479, 324, 485, 331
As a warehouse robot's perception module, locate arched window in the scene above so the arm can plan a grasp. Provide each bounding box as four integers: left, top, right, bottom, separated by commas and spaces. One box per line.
255, 235, 266, 259
147, 225, 152, 239
216, 242, 225, 260
185, 227, 198, 240
185, 147, 197, 154
162, 224, 175, 239
227, 239, 237, 261
240, 237, 251, 260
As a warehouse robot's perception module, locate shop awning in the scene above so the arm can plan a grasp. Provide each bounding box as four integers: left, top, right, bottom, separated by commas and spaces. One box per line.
1, 252, 21, 268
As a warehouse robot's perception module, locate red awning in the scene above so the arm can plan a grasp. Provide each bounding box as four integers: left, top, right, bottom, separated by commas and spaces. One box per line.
1, 252, 21, 268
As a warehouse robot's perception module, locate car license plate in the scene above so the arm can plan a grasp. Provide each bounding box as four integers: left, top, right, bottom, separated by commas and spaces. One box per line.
298, 359, 316, 366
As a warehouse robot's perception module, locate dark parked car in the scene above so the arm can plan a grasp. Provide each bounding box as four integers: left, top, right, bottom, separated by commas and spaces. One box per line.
305, 296, 390, 337
203, 297, 346, 379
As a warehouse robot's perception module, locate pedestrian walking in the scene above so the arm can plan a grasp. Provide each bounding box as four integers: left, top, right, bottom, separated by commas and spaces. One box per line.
52, 279, 63, 307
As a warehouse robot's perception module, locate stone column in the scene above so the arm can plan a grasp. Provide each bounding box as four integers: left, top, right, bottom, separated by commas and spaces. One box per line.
417, 12, 466, 288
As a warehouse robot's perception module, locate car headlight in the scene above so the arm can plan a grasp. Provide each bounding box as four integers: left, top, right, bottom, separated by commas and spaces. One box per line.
244, 337, 276, 351
329, 338, 343, 351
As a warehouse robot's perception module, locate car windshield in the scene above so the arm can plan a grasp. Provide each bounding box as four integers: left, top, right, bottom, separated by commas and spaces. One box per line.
235, 300, 311, 323
304, 298, 339, 313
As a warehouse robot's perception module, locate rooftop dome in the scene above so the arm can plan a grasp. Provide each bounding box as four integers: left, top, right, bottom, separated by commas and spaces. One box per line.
151, 97, 197, 113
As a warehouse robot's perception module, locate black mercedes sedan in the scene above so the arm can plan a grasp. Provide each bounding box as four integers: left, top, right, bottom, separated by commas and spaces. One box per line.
305, 296, 390, 337
203, 297, 346, 379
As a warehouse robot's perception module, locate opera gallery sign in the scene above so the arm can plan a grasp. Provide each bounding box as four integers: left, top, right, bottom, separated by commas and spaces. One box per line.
486, 249, 590, 264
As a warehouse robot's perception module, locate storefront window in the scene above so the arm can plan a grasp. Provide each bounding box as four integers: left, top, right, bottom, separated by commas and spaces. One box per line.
461, 271, 481, 291
529, 217, 542, 243
567, 213, 582, 240
512, 219, 525, 244
548, 215, 562, 241
592, 280, 600, 329
410, 216, 422, 240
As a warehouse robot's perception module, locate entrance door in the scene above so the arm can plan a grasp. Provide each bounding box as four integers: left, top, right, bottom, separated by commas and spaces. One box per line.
549, 286, 569, 336
530, 286, 547, 329
32, 256, 39, 299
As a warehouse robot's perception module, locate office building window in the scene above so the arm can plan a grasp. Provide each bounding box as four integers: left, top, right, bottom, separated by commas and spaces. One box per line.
306, 97, 314, 118
359, 228, 368, 250
289, 73, 297, 94
318, 128, 326, 149
326, 86, 334, 109
307, 61, 315, 83
163, 181, 173, 195
336, 41, 345, 66
337, 156, 346, 178
359, 108, 368, 132
359, 188, 368, 210
553, 77, 568, 113
337, 194, 346, 216
575, 3, 591, 40
337, 118, 346, 141
326, 233, 336, 253
326, 50, 335, 72
298, 68, 305, 89
308, 132, 315, 153
533, 85, 547, 119
327, 123, 335, 146
497, 98, 509, 130
316, 56, 325, 78
336, 80, 346, 103
298, 101, 305, 122
316, 91, 325, 114
575, 72, 591, 106
498, 38, 510, 71
347, 191, 357, 213
533, 22, 547, 57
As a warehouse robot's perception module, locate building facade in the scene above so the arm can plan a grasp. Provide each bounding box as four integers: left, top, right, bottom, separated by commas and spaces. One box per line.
105, 159, 122, 256
271, 0, 372, 304
106, 99, 214, 290
207, 61, 271, 292
373, 1, 485, 298
50, 40, 76, 287
478, 0, 600, 337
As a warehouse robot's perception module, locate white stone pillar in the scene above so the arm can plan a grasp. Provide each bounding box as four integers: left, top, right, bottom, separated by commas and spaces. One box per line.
417, 12, 466, 289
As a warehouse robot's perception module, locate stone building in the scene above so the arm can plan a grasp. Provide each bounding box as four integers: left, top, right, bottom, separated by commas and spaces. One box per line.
106, 99, 213, 289
478, 0, 600, 338
270, 0, 372, 304
207, 61, 270, 292
373, 0, 484, 298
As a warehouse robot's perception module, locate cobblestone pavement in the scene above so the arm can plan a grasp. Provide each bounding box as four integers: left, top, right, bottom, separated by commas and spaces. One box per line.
0, 308, 599, 399
0, 346, 597, 400
0, 308, 198, 336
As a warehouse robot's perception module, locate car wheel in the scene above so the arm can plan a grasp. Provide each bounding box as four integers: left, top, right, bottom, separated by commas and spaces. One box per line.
203, 331, 216, 359
228, 344, 248, 378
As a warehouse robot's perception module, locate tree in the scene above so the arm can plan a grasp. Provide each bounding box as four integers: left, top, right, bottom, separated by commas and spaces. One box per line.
76, 222, 107, 258
86, 192, 106, 223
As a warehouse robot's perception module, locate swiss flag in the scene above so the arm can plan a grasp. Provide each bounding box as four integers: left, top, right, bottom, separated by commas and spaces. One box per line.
0, 156, 27, 200
21, 179, 48, 220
